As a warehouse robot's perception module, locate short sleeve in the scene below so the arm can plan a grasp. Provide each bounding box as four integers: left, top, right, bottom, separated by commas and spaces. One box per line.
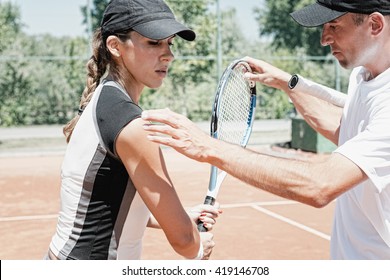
334, 108, 390, 193
95, 84, 142, 157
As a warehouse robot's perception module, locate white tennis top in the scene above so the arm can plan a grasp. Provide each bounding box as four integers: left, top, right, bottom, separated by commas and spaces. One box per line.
49, 80, 150, 260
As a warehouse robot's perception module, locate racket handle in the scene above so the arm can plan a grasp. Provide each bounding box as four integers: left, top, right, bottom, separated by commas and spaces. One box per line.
197, 219, 208, 232
197, 196, 216, 232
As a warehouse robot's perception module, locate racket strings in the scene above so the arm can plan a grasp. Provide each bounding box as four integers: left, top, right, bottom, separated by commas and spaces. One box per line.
217, 65, 253, 145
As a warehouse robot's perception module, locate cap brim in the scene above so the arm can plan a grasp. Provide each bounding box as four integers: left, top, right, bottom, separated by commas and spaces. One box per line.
290, 3, 347, 27
133, 19, 196, 41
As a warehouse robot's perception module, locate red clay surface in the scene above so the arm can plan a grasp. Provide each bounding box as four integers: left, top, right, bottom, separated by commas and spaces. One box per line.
0, 145, 333, 260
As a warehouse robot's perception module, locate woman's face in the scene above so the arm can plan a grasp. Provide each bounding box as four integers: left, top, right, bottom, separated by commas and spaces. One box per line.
117, 31, 175, 89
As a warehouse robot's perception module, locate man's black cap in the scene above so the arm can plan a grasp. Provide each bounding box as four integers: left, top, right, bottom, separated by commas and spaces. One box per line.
291, 0, 390, 27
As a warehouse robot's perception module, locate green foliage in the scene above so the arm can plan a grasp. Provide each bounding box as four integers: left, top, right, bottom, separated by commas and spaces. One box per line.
0, 2, 22, 54
0, 27, 89, 126
159, 0, 216, 116
0, 0, 350, 127
80, 0, 109, 33
256, 0, 330, 56
0, 61, 31, 125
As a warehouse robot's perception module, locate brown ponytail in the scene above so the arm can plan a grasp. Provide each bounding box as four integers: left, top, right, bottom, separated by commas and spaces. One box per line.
63, 28, 111, 143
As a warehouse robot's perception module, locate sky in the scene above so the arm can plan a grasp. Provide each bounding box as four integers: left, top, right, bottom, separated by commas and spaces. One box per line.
8, 0, 262, 38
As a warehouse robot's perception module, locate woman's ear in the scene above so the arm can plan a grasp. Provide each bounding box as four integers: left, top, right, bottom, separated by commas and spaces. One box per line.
106, 35, 121, 58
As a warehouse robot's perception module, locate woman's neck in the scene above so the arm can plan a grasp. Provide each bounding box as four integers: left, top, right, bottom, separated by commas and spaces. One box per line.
107, 73, 143, 104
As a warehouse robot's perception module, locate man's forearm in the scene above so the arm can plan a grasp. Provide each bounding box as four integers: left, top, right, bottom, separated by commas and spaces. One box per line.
206, 139, 327, 207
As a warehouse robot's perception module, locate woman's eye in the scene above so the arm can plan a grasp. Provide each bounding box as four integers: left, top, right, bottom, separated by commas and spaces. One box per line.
149, 41, 160, 46
148, 40, 174, 47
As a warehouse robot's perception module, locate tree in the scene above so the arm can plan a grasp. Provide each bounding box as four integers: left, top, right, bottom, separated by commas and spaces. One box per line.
255, 0, 330, 57
0, 2, 22, 53
0, 32, 89, 126
0, 2, 27, 126
80, 0, 109, 35
0, 0, 89, 126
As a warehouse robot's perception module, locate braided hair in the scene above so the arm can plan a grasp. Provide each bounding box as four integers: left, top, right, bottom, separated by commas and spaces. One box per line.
63, 28, 113, 143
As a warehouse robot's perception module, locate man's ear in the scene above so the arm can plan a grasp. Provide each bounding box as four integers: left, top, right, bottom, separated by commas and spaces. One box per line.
369, 12, 385, 36
106, 35, 121, 58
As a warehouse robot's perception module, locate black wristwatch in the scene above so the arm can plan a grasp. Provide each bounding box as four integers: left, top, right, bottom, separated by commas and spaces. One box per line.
288, 74, 299, 89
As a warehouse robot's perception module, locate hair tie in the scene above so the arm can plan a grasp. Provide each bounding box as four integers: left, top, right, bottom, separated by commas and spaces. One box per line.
78, 107, 84, 116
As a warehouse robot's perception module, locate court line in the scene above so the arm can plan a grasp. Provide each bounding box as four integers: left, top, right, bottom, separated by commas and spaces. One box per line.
0, 200, 332, 242
0, 214, 58, 222
221, 200, 298, 209
221, 200, 331, 240
251, 205, 331, 241
0, 201, 293, 222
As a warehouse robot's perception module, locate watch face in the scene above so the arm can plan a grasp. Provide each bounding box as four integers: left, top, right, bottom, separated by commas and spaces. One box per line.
289, 75, 299, 89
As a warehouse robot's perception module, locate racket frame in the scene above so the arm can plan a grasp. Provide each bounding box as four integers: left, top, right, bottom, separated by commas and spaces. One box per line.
198, 60, 257, 231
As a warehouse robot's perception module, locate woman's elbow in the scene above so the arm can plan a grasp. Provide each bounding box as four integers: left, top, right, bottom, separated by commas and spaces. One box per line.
167, 227, 198, 258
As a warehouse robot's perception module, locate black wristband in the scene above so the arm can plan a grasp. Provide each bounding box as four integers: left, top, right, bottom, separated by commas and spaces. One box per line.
288, 74, 299, 89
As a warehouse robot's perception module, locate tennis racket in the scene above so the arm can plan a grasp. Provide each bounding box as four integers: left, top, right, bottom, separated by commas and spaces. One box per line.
198, 59, 257, 232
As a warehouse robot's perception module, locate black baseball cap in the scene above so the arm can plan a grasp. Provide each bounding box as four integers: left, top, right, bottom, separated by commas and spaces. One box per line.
101, 0, 196, 41
290, 0, 390, 27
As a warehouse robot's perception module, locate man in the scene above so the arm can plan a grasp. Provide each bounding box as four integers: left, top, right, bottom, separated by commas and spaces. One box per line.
142, 0, 390, 259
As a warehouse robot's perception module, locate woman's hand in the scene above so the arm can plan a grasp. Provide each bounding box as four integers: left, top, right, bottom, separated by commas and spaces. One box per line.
187, 202, 222, 231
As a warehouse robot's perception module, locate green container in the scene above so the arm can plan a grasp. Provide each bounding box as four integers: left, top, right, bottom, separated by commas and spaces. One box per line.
291, 117, 337, 153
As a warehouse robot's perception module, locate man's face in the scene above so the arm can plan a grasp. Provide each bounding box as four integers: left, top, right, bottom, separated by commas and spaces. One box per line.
320, 13, 373, 69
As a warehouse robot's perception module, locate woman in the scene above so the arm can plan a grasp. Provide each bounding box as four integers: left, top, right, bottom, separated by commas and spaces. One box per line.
47, 0, 221, 260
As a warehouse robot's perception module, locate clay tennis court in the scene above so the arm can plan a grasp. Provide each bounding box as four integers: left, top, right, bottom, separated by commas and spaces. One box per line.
0, 124, 334, 260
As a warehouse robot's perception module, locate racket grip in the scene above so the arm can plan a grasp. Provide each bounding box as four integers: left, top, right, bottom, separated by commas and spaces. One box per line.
197, 219, 208, 232
197, 196, 216, 232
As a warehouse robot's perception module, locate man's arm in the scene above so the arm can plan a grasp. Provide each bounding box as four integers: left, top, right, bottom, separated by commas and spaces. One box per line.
205, 139, 365, 207
142, 109, 366, 208
243, 57, 343, 144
